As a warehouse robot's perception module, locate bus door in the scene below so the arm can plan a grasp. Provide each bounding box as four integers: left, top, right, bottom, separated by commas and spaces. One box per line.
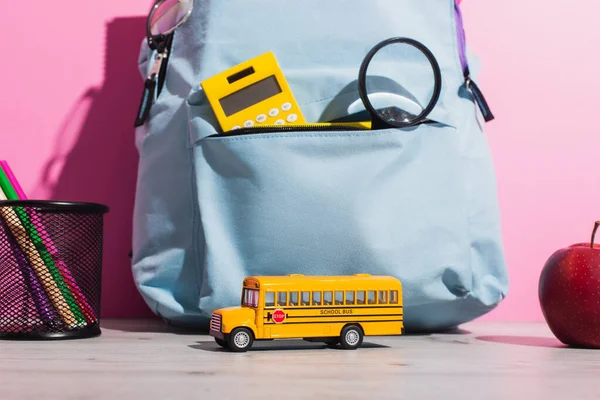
263, 290, 296, 338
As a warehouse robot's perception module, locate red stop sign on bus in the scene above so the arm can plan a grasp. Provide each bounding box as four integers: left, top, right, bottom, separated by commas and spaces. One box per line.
272, 309, 286, 323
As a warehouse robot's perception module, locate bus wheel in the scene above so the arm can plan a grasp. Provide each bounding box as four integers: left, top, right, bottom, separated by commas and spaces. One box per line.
340, 325, 363, 350
228, 328, 254, 352
215, 338, 229, 348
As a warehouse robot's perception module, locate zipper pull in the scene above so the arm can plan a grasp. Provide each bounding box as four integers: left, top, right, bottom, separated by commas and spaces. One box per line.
134, 76, 157, 127
465, 77, 494, 122
134, 51, 167, 127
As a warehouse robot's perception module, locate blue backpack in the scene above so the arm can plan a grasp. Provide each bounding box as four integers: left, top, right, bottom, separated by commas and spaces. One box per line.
132, 0, 508, 332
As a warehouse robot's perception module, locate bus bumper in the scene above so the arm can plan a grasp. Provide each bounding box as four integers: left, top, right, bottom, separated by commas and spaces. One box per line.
210, 330, 225, 340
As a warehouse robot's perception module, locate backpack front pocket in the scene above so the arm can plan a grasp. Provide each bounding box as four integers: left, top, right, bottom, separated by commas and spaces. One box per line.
189, 117, 473, 321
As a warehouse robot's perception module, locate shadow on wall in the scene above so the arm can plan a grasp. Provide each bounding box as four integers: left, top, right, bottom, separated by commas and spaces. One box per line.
32, 17, 156, 319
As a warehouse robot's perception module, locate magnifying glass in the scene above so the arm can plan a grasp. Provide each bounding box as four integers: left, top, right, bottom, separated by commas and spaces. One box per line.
135, 0, 194, 127
357, 37, 442, 130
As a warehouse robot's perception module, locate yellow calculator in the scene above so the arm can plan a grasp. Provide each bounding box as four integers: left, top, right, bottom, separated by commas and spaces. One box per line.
201, 51, 307, 132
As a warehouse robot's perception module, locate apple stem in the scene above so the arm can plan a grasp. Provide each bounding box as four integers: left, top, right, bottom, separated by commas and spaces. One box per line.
592, 221, 600, 248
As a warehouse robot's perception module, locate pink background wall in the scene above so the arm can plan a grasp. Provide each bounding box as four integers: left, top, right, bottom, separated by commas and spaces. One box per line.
2, 1, 599, 322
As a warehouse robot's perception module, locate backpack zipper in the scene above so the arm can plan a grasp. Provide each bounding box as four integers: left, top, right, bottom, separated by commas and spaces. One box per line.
206, 123, 369, 138
455, 1, 494, 122
206, 120, 440, 138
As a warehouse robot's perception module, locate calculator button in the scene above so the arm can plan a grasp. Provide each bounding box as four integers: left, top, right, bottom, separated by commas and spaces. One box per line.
281, 102, 292, 111
274, 119, 285, 125
256, 114, 267, 123
286, 113, 298, 123
244, 120, 254, 128
269, 108, 280, 117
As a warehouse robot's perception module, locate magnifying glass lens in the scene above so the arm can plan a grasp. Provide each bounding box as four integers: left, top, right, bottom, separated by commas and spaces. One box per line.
362, 40, 440, 127
150, 0, 193, 36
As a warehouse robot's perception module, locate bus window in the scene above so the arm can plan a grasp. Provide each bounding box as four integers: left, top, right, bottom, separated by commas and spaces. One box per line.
312, 291, 321, 306
334, 291, 344, 305
301, 291, 310, 306
356, 291, 365, 304
379, 290, 388, 304
390, 290, 399, 304
290, 291, 299, 306
323, 291, 333, 305
265, 291, 275, 307
243, 288, 259, 307
345, 291, 355, 305
368, 290, 377, 304
277, 292, 287, 306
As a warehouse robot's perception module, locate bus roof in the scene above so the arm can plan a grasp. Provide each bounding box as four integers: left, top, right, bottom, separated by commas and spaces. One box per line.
243, 274, 402, 289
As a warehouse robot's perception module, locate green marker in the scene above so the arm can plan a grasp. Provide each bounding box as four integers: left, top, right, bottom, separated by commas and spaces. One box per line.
0, 166, 18, 200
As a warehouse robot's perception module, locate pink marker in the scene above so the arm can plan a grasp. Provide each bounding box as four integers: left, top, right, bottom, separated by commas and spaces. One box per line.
0, 161, 27, 200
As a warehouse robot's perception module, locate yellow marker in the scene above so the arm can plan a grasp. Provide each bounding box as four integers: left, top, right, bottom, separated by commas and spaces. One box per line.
258, 121, 372, 130
209, 273, 404, 352
201, 51, 307, 133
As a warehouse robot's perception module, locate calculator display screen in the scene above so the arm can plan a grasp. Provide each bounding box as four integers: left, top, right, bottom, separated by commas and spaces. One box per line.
219, 75, 282, 116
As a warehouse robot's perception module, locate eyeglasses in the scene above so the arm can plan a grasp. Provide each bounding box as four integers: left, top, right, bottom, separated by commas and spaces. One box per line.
134, 0, 194, 127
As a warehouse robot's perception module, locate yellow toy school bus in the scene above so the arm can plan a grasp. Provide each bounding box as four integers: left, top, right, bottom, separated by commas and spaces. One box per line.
209, 274, 404, 352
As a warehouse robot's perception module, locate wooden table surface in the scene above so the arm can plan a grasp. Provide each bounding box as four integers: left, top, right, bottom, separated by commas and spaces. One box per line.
1, 319, 599, 399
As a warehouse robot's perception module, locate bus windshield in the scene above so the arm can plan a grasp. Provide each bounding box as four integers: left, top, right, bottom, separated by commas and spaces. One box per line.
242, 288, 259, 307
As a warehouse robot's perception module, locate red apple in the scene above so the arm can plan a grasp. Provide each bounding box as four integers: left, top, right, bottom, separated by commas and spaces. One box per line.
539, 221, 600, 348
